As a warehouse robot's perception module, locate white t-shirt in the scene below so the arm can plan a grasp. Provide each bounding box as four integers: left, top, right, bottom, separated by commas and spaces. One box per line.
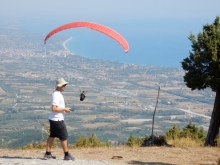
48, 90, 65, 121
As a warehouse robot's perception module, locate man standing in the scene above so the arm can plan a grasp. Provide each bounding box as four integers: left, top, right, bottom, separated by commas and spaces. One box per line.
44, 78, 74, 160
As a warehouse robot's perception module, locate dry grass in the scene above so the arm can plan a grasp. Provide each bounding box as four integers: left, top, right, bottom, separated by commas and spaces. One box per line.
167, 138, 204, 148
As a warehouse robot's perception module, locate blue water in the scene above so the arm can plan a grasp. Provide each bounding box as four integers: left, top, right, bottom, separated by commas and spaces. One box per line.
65, 28, 190, 68
15, 20, 194, 68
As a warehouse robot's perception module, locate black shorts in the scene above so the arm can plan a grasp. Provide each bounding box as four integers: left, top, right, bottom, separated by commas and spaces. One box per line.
49, 120, 68, 141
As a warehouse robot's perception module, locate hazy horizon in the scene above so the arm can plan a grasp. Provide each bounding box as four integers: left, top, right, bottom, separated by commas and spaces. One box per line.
1, 1, 220, 68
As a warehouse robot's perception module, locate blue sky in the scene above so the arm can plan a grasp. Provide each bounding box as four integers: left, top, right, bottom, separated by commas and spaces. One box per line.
1, 1, 219, 22
1, 1, 220, 68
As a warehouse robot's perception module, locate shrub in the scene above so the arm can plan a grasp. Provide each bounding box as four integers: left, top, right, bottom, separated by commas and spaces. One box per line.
164, 124, 181, 140
164, 121, 206, 147
180, 120, 206, 142
22, 141, 46, 149
69, 133, 109, 148
126, 135, 149, 147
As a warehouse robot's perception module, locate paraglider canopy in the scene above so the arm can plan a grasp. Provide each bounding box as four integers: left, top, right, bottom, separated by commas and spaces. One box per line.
44, 21, 129, 53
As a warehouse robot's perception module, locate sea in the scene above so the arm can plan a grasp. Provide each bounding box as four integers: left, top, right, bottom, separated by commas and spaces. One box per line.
15, 21, 195, 69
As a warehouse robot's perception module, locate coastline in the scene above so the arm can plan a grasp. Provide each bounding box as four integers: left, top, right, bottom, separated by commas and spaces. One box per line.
61, 37, 74, 55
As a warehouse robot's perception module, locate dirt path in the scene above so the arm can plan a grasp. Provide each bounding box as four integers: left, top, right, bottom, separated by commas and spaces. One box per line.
0, 146, 220, 165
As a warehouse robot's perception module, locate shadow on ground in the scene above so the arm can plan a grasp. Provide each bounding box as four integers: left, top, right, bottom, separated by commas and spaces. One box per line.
127, 160, 176, 165
0, 156, 34, 159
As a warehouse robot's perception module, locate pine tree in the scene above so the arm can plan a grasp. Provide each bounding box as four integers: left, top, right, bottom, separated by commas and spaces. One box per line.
181, 16, 220, 146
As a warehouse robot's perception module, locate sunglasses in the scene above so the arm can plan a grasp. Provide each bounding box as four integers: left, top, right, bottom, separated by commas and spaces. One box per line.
62, 84, 67, 87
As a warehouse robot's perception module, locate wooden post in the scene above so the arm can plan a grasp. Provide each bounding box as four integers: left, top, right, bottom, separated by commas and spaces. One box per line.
151, 85, 160, 140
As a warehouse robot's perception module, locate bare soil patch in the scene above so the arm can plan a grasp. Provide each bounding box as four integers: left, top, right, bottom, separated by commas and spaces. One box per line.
0, 146, 219, 165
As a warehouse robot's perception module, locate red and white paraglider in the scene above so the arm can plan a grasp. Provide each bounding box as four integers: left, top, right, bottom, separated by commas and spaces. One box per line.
44, 21, 129, 53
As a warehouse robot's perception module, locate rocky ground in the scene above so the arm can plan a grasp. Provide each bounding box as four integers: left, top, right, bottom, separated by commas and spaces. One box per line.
0, 146, 220, 165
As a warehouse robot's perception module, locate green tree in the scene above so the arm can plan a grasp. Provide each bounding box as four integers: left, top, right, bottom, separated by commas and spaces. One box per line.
164, 124, 181, 140
164, 121, 206, 143
181, 16, 220, 146
181, 121, 206, 142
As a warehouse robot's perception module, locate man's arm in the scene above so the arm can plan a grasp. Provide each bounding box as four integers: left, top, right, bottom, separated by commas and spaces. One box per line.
51, 105, 71, 113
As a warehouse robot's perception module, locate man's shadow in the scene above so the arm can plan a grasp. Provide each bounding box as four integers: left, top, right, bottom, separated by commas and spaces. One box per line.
0, 156, 47, 160
0, 156, 33, 159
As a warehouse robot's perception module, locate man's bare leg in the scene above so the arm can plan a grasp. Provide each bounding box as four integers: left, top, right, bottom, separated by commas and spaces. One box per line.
61, 139, 68, 152
62, 140, 74, 160
46, 137, 55, 152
